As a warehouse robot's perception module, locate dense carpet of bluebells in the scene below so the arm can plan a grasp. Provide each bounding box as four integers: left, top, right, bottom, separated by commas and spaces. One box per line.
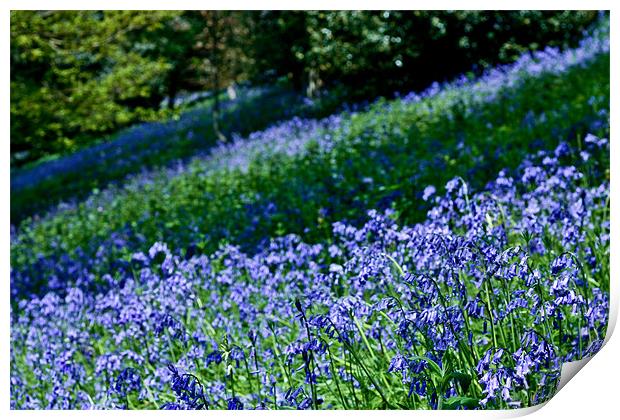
11, 138, 609, 409
10, 18, 610, 410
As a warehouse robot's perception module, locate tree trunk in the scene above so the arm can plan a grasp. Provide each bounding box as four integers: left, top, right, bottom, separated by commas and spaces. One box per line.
167, 84, 177, 110
207, 12, 227, 143
212, 73, 227, 142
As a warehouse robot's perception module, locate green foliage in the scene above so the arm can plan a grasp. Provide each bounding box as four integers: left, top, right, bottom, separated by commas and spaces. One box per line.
298, 11, 599, 99
11, 11, 600, 166
10, 11, 254, 166
10, 11, 178, 164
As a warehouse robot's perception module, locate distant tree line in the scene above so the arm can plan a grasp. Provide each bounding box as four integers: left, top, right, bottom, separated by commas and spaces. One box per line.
10, 10, 600, 167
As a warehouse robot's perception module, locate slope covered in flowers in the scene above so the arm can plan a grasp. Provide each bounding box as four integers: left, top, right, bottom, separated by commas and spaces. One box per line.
11, 138, 609, 409
10, 18, 610, 411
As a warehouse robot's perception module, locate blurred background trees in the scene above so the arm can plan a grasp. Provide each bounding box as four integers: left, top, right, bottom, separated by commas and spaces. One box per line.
10, 10, 600, 167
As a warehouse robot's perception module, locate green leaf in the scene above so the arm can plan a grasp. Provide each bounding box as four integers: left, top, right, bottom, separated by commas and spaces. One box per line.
442, 371, 472, 393
442, 396, 479, 410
